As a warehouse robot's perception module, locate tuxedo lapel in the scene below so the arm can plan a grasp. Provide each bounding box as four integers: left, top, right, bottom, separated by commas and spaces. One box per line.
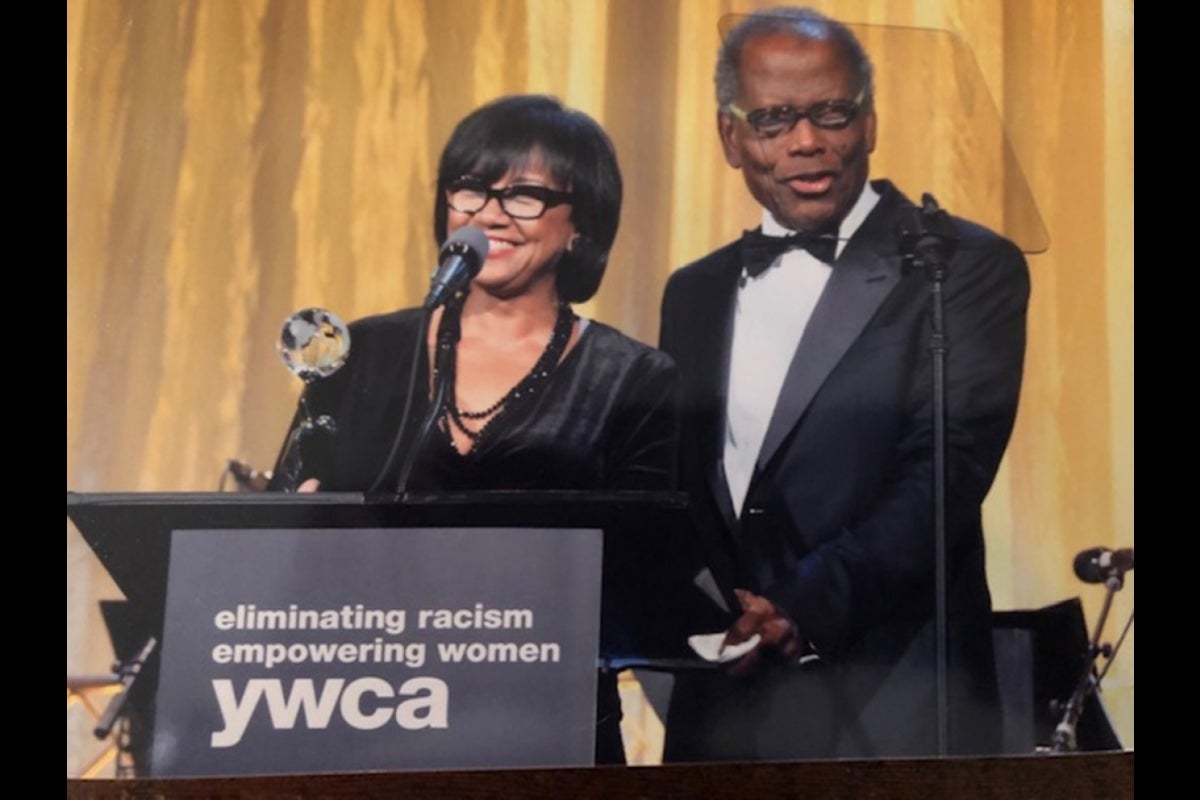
756, 186, 908, 472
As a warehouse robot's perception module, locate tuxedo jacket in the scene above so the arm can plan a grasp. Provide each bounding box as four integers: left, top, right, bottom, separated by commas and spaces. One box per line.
659, 180, 1030, 759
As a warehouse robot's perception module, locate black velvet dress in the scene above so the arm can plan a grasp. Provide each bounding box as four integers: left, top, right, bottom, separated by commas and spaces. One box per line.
271, 306, 680, 764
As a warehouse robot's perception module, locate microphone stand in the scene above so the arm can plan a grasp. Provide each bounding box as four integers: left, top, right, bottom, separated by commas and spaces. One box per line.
1050, 570, 1127, 752
92, 637, 158, 740
898, 193, 958, 756
370, 298, 460, 496
366, 308, 435, 497
394, 320, 453, 494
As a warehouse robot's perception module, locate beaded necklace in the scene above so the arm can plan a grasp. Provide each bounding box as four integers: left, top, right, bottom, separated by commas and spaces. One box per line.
434, 299, 576, 451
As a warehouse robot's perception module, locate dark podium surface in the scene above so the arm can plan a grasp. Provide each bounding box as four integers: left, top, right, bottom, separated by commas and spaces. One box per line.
67, 489, 705, 666
66, 751, 1133, 799
68, 490, 690, 610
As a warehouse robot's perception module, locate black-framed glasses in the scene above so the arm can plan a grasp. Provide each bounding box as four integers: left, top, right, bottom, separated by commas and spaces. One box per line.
446, 180, 575, 220
727, 89, 866, 139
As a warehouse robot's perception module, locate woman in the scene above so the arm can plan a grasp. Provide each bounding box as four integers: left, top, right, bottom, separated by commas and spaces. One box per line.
272, 95, 679, 764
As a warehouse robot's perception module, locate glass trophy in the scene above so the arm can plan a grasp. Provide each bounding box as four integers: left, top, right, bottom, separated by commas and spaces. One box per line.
273, 308, 350, 491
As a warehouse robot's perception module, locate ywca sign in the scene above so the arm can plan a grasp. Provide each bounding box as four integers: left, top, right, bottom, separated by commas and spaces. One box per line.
209, 675, 450, 748
151, 527, 602, 776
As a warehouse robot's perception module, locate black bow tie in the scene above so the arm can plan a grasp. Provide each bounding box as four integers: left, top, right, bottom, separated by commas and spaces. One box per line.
740, 227, 839, 278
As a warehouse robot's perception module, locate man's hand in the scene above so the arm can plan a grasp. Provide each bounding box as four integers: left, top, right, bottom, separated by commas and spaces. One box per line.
297, 478, 321, 493
724, 589, 804, 677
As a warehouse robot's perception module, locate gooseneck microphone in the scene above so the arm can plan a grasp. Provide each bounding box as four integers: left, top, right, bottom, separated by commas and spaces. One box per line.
1073, 547, 1135, 584
424, 226, 489, 309
367, 226, 488, 495
1050, 544, 1135, 753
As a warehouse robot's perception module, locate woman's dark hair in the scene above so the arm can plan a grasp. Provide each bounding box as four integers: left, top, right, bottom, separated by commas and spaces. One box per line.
434, 95, 622, 303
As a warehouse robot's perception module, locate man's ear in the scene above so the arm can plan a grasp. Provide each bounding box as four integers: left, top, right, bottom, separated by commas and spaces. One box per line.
718, 111, 743, 169
864, 108, 877, 155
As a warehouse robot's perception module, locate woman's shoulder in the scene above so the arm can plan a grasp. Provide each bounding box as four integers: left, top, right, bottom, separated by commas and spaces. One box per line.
340, 307, 422, 352
306, 307, 422, 381
348, 307, 424, 336
579, 319, 677, 375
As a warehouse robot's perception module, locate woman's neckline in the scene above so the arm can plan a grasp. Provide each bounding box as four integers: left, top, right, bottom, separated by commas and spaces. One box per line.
435, 309, 594, 459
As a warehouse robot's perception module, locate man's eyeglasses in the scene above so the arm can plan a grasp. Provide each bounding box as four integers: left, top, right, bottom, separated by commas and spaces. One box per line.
446, 180, 574, 220
726, 89, 866, 139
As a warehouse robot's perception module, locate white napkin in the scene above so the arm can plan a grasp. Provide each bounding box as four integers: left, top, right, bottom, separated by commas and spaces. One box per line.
687, 632, 760, 663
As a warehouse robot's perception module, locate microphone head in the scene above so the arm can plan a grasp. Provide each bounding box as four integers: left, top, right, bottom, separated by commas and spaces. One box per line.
1073, 548, 1108, 584
441, 225, 489, 269
1073, 547, 1134, 583
425, 227, 490, 309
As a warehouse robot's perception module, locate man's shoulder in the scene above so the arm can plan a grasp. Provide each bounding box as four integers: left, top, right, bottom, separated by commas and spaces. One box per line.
869, 182, 1029, 308
664, 238, 742, 294
677, 237, 743, 274
871, 179, 1024, 261
949, 214, 1025, 259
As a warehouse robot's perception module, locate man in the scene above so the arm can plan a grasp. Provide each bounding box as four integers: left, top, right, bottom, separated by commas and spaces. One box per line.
660, 7, 1029, 760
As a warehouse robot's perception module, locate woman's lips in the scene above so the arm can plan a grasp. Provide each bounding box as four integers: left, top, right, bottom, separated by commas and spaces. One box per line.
486, 238, 517, 256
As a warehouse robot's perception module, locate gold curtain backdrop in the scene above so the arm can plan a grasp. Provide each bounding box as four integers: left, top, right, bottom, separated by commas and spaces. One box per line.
67, 0, 1134, 762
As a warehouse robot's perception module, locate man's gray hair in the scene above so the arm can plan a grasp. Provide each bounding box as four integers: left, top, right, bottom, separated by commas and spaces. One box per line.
714, 7, 875, 111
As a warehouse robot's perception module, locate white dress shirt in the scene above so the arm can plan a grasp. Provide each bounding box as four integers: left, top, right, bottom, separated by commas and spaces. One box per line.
723, 183, 881, 515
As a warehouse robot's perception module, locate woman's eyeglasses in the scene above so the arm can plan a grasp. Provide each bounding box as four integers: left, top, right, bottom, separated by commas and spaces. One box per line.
447, 180, 575, 220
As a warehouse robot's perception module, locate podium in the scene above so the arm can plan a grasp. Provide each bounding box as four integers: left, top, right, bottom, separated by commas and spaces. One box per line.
68, 492, 1132, 797
67, 490, 706, 777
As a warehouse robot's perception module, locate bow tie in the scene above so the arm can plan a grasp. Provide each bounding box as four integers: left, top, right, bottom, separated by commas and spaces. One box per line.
740, 227, 839, 278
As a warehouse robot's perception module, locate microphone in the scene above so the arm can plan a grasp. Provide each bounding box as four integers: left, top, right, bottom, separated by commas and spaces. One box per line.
1073, 547, 1134, 583
424, 226, 489, 309
226, 459, 272, 492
